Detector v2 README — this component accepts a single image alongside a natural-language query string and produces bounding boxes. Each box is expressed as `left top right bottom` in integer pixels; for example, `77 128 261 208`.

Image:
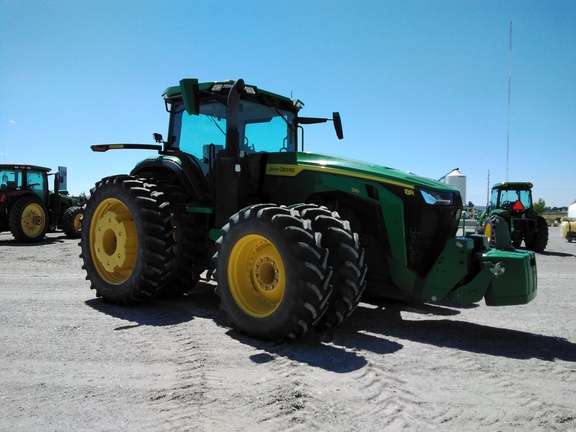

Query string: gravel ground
1 227 575 431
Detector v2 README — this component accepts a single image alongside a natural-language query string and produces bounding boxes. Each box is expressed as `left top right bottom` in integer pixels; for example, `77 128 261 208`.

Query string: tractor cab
490 182 535 216
0 165 50 200
161 79 341 172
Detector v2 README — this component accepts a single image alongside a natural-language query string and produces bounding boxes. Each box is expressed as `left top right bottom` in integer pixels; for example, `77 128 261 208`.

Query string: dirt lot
1 227 575 431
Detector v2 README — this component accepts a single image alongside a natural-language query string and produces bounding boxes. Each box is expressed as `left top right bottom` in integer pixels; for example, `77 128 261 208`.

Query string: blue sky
1 0 575 207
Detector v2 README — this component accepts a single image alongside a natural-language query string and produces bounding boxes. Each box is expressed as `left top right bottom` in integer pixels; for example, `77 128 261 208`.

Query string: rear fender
131 155 212 201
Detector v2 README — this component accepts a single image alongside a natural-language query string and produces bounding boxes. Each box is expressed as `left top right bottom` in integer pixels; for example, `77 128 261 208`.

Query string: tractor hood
266 151 459 194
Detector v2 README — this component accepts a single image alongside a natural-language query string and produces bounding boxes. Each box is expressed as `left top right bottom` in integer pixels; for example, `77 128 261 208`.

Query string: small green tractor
80 78 537 340
0 164 83 242
478 182 548 252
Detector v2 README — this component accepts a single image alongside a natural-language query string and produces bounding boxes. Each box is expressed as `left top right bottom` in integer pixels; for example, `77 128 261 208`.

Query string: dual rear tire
80 175 177 304
213 203 366 340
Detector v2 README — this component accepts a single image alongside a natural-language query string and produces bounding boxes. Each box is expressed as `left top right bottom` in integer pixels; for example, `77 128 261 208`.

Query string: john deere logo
266 165 298 176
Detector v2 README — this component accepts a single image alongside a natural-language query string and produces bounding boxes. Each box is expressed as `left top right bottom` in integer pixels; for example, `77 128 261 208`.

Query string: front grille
404 197 462 275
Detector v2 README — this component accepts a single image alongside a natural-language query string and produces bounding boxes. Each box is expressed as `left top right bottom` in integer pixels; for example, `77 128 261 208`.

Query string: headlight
419 188 454 205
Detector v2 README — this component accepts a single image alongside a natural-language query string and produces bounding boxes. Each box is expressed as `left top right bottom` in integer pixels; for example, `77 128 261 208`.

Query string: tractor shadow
226 323 403 373
536 250 575 258
0 235 69 246
86 282 576 372
85 281 223 330
342 299 576 363
226 297 576 371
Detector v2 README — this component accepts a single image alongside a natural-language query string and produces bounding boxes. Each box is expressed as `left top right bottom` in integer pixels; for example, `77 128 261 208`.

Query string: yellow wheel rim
228 234 286 318
90 198 137 284
21 202 46 238
73 212 83 233
484 223 492 242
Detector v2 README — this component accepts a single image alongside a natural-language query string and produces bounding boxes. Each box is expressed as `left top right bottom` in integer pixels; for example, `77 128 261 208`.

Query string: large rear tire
290 204 367 329
213 204 332 340
525 216 548 252
79 175 176 304
9 195 49 242
154 179 200 297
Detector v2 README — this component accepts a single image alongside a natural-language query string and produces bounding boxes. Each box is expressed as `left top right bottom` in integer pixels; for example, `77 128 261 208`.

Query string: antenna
506 21 512 181
486 169 491 206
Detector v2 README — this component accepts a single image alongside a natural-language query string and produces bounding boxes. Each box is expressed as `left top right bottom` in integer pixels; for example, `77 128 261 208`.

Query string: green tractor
478 182 548 252
0 164 84 242
80 78 537 340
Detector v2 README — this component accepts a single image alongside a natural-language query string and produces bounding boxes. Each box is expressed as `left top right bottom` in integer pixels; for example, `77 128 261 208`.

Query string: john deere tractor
0 164 83 242
478 182 548 252
80 78 537 340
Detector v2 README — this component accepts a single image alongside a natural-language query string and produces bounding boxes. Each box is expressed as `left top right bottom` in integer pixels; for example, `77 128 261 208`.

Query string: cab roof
163 79 304 112
492 182 533 190
0 164 51 172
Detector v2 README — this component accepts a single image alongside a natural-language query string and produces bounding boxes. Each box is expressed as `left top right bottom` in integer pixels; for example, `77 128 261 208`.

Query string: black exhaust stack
214 79 247 226
225 79 245 153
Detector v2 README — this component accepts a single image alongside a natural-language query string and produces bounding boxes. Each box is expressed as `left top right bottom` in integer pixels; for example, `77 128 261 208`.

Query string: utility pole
506 21 512 182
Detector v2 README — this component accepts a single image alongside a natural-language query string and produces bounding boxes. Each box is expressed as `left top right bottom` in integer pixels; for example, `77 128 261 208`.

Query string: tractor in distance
80 78 537 341
478 182 549 252
0 164 83 242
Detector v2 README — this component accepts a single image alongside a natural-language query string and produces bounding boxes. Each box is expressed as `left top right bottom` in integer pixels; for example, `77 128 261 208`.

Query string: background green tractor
478 182 548 252
0 164 83 242
80 78 537 341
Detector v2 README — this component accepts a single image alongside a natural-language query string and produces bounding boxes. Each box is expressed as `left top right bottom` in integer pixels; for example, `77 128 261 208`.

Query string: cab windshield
495 188 532 212
171 100 296 174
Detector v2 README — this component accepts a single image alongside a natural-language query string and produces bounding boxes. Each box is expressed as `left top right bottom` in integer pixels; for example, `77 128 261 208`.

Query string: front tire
214 204 332 340
9 195 48 242
483 214 512 249
62 206 84 238
79 175 176 304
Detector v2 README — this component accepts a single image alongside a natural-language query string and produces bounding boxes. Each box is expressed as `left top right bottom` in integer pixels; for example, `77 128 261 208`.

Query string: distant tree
533 198 546 214
78 192 88 205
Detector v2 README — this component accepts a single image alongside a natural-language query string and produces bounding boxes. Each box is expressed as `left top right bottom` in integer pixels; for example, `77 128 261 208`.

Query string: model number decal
404 188 415 196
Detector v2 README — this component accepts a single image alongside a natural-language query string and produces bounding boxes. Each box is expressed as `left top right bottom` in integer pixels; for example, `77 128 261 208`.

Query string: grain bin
443 169 467 204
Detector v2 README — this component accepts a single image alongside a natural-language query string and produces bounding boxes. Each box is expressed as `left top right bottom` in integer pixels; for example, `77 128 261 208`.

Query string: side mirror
333 112 343 140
